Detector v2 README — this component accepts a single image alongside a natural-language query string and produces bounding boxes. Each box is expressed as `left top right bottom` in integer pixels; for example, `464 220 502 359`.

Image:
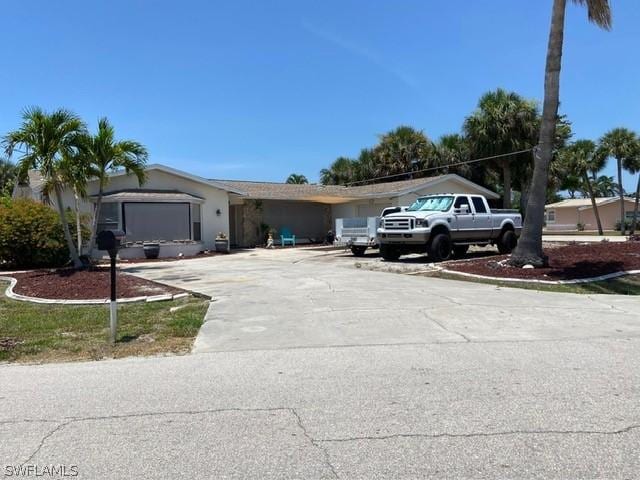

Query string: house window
546 209 556 223
97 202 119 233
192 204 201 242
625 211 636 222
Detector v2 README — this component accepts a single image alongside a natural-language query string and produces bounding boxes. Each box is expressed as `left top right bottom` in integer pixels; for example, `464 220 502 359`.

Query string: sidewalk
542 234 628 243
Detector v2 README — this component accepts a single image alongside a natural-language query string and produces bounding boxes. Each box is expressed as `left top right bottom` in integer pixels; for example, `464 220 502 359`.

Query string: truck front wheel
350 246 367 257
497 230 517 254
429 234 452 262
380 244 401 261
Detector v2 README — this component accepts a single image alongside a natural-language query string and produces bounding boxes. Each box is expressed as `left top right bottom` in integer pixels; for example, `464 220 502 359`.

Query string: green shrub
615 220 632 232
0 199 70 268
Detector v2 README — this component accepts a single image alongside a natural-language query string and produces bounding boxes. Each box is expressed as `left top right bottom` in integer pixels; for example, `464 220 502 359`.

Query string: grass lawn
0 282 210 363
435 272 640 295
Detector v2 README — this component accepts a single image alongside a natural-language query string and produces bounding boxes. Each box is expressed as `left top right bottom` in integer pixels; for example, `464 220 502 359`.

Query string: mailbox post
97 230 125 343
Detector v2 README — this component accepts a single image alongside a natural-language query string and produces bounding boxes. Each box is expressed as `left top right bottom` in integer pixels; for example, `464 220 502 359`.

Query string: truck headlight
415 219 428 228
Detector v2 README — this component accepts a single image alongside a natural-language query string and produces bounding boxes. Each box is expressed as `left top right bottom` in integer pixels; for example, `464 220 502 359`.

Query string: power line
344 148 534 186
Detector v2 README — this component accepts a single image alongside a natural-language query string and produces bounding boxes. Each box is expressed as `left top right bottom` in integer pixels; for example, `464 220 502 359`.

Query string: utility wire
344 148 534 186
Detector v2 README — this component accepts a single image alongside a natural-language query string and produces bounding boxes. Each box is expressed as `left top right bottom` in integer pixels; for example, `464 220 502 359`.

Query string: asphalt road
1 248 639 479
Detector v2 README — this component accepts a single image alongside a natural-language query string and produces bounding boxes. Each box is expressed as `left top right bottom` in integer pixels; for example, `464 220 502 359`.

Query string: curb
0 276 191 305
435 268 640 285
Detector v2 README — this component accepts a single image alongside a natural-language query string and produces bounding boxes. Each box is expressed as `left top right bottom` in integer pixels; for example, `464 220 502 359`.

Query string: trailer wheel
497 230 517 254
452 245 469 258
380 244 401 261
429 234 452 262
350 246 367 257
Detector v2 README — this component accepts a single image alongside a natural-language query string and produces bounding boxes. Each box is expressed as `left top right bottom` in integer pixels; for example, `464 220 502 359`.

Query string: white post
110 301 117 344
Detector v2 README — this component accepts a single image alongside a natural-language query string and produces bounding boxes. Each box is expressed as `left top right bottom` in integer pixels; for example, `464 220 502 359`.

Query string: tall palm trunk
503 161 512 209
583 172 603 235
74 188 82 253
617 158 626 235
87 184 104 258
511 0 566 267
54 185 82 268
631 175 640 235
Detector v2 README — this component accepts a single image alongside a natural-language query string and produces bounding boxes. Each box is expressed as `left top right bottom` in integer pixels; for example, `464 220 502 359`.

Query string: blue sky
1 1 638 189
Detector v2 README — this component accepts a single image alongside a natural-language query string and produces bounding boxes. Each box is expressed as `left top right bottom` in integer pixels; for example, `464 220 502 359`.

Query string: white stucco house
15 163 499 257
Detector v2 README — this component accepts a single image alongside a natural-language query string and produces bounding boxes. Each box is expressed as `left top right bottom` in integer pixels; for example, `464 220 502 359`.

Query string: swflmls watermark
3 465 78 477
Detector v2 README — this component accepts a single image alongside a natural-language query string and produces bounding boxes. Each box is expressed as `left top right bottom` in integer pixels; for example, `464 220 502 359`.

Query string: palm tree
285 174 308 184
558 139 606 234
372 126 435 179
512 0 611 266
592 175 617 196
3 107 87 268
0 157 17 197
598 128 640 235
320 157 357 185
464 89 539 209
85 118 148 257
352 149 377 183
59 151 92 252
623 148 640 234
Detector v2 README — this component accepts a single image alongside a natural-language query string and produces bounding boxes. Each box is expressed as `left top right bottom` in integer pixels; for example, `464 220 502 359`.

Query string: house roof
215 174 499 202
91 189 205 204
214 180 352 202
20 164 499 204
546 197 636 209
104 164 246 195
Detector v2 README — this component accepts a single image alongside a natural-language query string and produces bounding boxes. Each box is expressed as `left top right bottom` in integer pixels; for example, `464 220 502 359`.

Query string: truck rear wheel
452 245 469 258
350 246 367 257
498 230 517 254
380 244 401 261
429 234 452 262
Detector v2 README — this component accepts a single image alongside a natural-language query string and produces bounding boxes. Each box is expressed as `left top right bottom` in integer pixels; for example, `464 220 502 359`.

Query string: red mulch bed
9 268 183 300
444 241 640 281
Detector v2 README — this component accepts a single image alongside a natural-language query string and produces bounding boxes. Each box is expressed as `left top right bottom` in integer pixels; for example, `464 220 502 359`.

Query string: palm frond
572 0 612 30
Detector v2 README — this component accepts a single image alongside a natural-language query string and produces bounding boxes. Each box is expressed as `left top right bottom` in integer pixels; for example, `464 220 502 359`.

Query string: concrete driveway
123 248 639 353
2 248 639 479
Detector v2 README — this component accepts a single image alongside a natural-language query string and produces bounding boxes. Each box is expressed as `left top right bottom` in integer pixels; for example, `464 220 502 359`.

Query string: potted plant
215 232 229 253
143 242 160 259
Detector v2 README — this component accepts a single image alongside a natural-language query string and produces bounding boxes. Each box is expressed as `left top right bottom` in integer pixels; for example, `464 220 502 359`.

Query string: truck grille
383 217 413 230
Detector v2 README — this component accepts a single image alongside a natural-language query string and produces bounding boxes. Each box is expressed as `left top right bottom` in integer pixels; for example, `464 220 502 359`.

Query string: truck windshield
407 196 454 212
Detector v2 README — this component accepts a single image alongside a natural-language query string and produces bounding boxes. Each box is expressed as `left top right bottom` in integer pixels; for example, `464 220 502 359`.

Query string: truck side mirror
454 205 470 214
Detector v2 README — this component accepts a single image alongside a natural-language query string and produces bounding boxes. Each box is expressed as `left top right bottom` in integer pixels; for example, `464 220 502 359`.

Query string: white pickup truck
377 193 522 261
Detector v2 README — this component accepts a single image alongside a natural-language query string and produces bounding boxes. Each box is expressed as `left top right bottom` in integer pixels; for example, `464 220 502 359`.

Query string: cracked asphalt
2 248 640 478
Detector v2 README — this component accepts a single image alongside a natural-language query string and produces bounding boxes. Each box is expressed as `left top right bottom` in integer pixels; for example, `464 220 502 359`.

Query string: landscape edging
435 268 640 285
0 275 189 305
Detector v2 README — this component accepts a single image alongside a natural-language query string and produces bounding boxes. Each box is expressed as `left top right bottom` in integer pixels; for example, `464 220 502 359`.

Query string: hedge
0 198 70 268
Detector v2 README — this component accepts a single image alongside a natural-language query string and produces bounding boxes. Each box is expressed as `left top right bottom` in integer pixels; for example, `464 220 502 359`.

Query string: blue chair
279 228 296 247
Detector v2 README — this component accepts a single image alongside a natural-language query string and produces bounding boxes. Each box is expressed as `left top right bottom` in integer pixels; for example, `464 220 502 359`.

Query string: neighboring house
15 163 499 257
544 197 638 232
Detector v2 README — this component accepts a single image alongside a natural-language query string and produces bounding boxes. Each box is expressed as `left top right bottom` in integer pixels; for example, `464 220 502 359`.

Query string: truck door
451 196 474 240
470 196 492 240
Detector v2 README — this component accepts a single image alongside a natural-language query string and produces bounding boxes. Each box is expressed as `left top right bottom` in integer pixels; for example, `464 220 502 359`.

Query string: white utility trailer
335 206 408 256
